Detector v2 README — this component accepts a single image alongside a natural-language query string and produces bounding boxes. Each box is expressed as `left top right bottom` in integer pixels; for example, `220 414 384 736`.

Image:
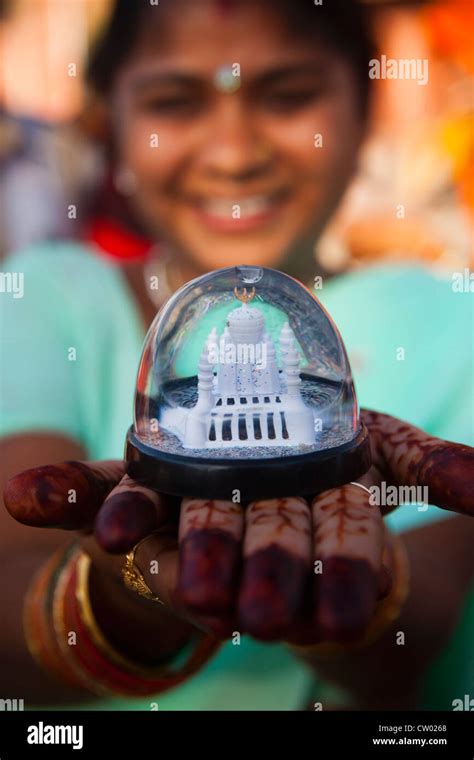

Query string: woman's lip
187 193 289 233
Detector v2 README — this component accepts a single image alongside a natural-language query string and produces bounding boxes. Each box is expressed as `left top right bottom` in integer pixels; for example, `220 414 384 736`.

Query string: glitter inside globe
126 266 370 500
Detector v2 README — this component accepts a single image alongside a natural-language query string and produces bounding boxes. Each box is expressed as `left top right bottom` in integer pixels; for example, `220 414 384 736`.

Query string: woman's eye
263 90 320 113
142 96 201 116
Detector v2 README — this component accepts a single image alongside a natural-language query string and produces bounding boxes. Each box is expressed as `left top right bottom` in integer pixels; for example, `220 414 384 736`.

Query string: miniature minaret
279 322 294 357
281 337 314 444
184 345 214 447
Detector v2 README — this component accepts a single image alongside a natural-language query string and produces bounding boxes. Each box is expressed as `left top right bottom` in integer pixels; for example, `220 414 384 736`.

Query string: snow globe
126 266 371 500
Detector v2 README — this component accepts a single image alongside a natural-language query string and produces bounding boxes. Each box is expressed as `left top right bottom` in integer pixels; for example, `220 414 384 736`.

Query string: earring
113 166 138 196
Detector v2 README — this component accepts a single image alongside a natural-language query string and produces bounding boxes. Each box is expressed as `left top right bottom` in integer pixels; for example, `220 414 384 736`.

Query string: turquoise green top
0 242 472 710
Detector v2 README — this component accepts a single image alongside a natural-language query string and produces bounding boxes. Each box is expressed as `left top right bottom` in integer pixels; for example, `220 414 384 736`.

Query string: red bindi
214 0 238 17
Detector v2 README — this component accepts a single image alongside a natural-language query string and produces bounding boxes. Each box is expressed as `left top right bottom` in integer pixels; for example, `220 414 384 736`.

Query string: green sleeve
319 264 473 534
0 242 144 458
1 244 85 442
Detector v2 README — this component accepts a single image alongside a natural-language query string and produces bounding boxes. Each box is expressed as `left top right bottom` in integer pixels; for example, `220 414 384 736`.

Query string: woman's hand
4 410 473 649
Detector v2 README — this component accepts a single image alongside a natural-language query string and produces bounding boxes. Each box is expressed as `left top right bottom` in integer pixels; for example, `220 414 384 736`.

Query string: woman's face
111 0 366 271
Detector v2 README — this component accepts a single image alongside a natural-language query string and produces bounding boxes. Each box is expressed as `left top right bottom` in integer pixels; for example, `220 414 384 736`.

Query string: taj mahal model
160 287 316 449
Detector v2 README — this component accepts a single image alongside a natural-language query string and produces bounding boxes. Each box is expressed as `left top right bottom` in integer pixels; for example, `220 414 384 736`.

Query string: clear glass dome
132 266 360 460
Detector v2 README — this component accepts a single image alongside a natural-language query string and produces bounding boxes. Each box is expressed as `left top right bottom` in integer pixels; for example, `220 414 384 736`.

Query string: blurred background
0 0 472 269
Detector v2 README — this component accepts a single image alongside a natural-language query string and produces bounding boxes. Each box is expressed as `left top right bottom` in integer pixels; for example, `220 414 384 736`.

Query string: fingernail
94 492 158 554
177 529 240 612
4 462 104 528
419 445 474 516
315 556 378 642
238 545 308 640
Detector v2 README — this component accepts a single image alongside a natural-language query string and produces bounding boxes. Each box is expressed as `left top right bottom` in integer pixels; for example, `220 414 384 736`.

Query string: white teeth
203 196 271 219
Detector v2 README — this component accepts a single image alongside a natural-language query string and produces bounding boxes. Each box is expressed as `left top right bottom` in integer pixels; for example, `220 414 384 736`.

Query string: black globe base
125 425 371 502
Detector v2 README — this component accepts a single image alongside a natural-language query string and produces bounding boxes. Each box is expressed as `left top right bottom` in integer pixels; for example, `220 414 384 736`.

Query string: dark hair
0 0 13 20
87 0 375 112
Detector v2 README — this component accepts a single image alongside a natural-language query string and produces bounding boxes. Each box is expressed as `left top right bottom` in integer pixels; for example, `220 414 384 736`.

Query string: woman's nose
197 101 274 181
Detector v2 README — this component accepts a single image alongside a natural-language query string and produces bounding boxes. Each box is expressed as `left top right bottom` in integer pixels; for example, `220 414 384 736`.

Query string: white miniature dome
227 304 265 343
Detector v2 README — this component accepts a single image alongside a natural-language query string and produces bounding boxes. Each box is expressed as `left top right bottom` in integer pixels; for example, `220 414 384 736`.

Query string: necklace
143 246 183 310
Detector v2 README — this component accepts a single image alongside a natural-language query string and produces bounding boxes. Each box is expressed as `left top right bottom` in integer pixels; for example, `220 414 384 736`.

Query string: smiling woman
85 0 373 272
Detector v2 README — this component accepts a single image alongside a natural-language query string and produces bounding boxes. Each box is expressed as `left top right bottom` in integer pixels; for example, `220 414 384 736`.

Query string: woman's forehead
137 0 286 44
122 0 330 76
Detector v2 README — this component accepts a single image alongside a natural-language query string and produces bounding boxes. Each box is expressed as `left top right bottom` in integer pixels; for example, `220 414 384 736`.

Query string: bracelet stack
23 543 221 698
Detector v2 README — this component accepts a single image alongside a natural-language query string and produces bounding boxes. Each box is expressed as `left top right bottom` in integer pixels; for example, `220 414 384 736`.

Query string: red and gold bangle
24 544 222 698
23 543 86 690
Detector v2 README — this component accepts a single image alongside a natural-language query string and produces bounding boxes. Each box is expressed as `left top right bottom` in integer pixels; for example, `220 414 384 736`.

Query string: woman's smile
185 188 291 234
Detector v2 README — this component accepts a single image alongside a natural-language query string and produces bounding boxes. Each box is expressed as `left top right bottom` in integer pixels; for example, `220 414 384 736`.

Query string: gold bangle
122 535 164 605
289 535 410 659
52 546 111 696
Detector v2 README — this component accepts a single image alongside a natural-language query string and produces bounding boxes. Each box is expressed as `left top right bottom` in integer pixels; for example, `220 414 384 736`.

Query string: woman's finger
83 528 235 639
94 474 170 554
131 531 236 639
312 483 385 642
362 409 474 516
4 460 125 529
176 499 244 613
238 497 312 641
